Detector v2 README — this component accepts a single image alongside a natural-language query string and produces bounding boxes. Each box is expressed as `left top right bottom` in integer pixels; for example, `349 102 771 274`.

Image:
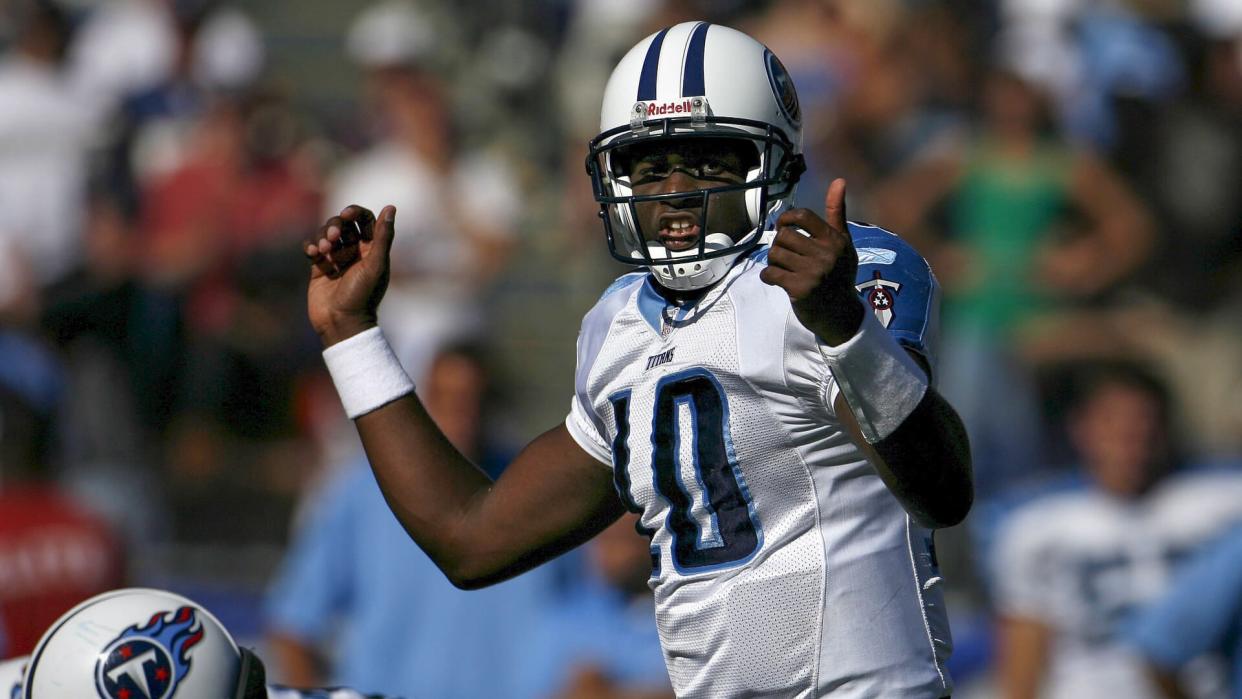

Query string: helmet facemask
587 107 804 291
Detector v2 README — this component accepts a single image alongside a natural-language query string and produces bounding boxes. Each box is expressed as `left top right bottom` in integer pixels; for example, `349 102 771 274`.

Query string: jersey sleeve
563 274 643 467
847 222 941 377
566 395 611 466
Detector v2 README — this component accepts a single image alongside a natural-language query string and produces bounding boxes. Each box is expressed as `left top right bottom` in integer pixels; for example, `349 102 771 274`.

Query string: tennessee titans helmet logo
764 49 801 128
94 607 204 699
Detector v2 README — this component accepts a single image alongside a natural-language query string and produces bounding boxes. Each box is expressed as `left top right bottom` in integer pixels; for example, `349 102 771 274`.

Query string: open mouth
657 214 702 253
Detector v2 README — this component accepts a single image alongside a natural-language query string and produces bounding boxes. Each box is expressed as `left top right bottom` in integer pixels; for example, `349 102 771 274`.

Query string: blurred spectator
264 342 572 698
39 189 177 545
138 91 320 329
1112 28 1242 309
752 0 975 211
874 67 1153 343
991 361 1242 699
323 1 522 383
1124 523 1242 699
68 0 264 183
522 512 673 699
0 353 126 656
69 0 264 107
0 1 1236 694
872 67 1154 496
0 0 98 296
134 89 322 545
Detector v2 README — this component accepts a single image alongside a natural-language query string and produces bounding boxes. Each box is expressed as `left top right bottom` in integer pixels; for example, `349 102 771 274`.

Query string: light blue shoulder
749 222 941 368
598 270 648 303
747 222 929 269
848 221 930 271
579 270 645 346
846 221 940 367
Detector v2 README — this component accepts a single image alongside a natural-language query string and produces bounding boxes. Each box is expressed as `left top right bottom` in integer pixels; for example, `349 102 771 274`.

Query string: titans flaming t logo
95 607 204 699
856 271 902 328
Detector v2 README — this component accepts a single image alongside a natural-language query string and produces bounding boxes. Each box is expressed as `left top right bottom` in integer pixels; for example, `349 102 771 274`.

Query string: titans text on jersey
565 223 950 698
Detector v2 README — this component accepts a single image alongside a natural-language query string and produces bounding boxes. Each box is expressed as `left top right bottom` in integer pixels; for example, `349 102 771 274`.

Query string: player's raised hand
305 204 396 346
759 178 863 345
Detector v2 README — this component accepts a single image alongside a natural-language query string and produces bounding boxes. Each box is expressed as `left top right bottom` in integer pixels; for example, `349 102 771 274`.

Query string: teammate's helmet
0 656 28 699
587 22 805 291
22 588 265 699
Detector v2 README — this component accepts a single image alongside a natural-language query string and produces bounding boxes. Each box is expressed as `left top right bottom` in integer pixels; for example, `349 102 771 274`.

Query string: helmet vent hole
694 264 702 271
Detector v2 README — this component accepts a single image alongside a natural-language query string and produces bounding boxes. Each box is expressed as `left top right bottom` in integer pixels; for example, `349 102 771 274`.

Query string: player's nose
656 171 705 211
658 168 702 195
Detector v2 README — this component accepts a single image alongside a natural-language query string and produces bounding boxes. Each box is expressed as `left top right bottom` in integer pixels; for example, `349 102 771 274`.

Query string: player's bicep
463 424 624 587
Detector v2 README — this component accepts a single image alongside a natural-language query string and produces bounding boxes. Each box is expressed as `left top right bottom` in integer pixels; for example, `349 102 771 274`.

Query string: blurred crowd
0 0 1239 697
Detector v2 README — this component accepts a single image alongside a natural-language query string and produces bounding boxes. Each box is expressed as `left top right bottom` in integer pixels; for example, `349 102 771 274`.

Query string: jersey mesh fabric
567 235 954 697
590 284 823 697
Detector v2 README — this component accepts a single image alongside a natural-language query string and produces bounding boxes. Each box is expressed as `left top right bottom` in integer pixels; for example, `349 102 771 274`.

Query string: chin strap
643 229 760 291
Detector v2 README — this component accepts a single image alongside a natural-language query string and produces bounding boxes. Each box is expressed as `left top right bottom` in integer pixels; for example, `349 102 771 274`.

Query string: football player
17 588 393 699
306 22 972 698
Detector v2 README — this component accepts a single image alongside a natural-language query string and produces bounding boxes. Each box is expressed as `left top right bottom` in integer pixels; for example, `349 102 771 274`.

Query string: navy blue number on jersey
612 369 761 573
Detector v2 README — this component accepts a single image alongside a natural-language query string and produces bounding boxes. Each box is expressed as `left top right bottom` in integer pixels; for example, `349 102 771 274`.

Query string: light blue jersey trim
748 222 941 374
600 271 648 301
636 279 666 335
576 273 648 441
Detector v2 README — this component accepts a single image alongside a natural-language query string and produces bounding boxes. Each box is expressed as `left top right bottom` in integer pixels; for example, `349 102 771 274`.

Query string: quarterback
306 22 972 698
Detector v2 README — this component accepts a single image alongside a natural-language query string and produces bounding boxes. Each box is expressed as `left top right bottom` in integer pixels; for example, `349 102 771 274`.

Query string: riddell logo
643 100 694 116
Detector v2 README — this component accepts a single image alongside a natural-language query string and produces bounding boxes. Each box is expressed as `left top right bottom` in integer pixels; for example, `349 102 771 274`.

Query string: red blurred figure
0 384 125 655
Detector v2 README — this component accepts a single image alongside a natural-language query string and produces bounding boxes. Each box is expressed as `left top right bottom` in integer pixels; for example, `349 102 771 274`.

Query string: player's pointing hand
759 178 864 345
305 204 397 346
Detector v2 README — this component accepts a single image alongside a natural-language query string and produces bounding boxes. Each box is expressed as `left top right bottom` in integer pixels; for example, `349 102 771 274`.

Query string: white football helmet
0 656 28 699
23 588 265 699
587 22 805 291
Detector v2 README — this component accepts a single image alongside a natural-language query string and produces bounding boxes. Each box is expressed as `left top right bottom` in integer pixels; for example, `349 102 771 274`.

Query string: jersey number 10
611 369 762 574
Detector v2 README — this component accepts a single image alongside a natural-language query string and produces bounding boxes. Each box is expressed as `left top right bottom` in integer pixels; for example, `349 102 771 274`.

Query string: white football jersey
565 225 952 698
993 470 1242 699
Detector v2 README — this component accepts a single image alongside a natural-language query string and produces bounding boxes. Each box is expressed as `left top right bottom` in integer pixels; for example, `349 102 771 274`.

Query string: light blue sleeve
847 222 941 374
263 461 366 640
1124 525 1242 668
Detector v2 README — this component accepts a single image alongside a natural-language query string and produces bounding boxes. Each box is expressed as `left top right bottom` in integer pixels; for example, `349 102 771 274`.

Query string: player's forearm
867 388 974 529
353 395 517 586
822 310 973 528
355 400 624 589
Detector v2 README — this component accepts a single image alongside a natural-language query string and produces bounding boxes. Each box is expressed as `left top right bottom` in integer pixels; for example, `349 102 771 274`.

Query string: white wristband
322 327 415 419
819 308 928 443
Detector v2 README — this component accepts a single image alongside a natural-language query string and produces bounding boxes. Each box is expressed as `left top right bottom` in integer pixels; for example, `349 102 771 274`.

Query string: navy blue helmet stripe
681 23 710 96
637 27 670 101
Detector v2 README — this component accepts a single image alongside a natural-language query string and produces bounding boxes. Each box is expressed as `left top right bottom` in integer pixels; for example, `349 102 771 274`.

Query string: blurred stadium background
1 0 1240 697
